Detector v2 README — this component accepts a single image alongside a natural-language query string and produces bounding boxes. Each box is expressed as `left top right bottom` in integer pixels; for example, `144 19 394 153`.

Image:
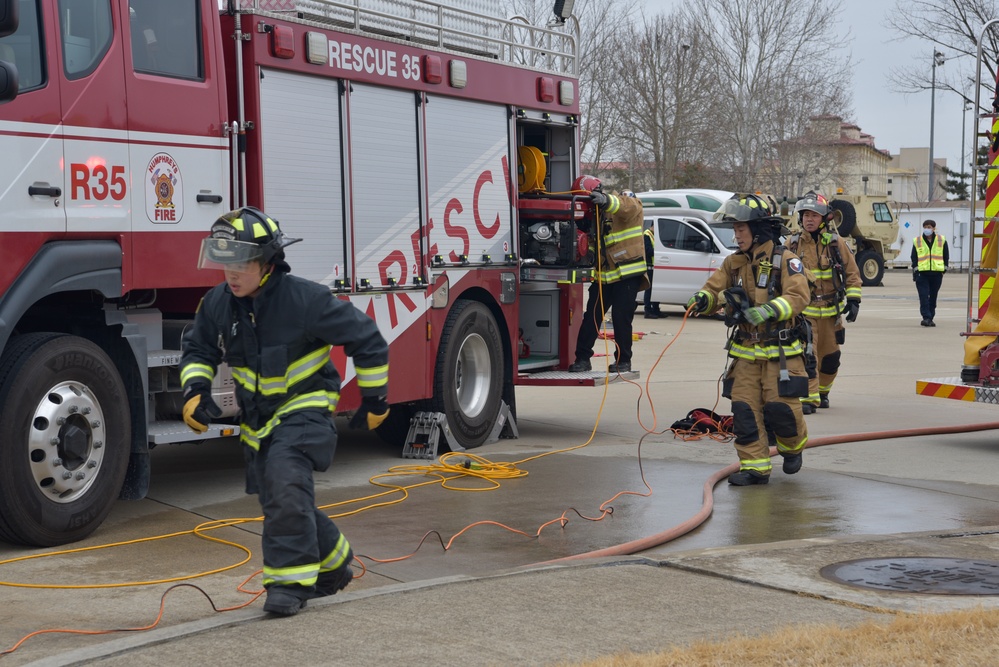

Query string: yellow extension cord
0 188 630 592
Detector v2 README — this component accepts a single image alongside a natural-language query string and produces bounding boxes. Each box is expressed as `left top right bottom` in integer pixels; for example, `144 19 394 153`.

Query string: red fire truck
0 0 602 546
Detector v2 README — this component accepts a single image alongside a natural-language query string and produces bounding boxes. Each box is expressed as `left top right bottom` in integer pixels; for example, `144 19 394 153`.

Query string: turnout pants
804 315 843 404
728 356 809 476
246 409 350 596
575 276 642 364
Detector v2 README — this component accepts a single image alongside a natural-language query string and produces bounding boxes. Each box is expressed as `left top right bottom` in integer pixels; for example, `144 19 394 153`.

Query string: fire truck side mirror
0 0 18 104
0 61 17 105
0 0 17 39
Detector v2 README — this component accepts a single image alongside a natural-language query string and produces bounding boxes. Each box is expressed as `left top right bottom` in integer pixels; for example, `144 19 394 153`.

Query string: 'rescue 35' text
329 40 421 81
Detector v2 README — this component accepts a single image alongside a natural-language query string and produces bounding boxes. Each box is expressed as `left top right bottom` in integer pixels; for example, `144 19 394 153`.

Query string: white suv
639 206 737 307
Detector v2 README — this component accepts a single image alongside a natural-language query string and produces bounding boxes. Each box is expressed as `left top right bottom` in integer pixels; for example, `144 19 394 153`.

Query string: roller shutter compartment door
349 84 422 288
259 67 346 285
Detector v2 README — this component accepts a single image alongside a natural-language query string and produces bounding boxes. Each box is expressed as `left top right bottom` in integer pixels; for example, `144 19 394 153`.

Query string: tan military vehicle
778 193 899 287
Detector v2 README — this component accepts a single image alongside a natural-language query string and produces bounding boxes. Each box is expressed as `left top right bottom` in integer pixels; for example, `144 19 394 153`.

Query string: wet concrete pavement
2 270 999 665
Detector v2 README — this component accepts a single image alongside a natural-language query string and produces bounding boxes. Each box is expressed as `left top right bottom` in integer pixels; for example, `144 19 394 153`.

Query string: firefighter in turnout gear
569 177 650 374
686 194 811 485
180 207 389 617
787 192 862 413
643 225 663 318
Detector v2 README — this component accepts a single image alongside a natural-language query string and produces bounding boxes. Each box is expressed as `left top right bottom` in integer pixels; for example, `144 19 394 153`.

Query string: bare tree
607 12 717 190
885 0 999 106
681 0 854 191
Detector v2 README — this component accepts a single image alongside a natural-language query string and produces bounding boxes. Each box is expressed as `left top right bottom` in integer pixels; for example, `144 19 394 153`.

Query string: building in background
889 147 948 204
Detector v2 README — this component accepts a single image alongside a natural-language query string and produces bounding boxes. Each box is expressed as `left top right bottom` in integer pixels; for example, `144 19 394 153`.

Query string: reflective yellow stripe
770 297 792 321
355 363 389 389
740 458 772 472
181 363 215 386
845 287 861 299
319 534 351 573
231 347 332 396
605 227 643 244
240 390 341 451
811 268 834 279
604 194 620 214
262 562 319 588
804 304 839 318
597 258 646 282
776 434 807 455
729 340 804 361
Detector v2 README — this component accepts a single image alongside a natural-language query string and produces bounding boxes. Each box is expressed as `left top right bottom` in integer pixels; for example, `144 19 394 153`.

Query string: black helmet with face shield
198 207 302 271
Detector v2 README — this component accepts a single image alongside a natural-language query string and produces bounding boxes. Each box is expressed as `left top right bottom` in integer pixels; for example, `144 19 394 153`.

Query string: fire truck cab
0 0 597 546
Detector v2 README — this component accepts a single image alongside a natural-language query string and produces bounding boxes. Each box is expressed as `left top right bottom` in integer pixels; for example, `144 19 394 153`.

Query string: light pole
961 100 972 199
928 50 946 203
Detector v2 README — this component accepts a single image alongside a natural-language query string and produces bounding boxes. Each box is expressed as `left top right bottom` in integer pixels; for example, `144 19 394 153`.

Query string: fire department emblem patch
787 258 803 275
145 152 184 224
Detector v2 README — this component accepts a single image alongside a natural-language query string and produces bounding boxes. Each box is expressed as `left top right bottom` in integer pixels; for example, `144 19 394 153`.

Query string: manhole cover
820 558 999 595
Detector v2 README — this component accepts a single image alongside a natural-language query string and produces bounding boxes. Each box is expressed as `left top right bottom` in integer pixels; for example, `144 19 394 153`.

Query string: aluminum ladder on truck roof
235 0 578 76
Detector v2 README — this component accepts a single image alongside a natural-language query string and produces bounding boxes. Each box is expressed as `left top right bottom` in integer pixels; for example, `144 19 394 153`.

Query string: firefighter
180 207 389 617
568 177 649 373
787 192 862 412
686 194 811 485
911 219 949 327
643 224 663 319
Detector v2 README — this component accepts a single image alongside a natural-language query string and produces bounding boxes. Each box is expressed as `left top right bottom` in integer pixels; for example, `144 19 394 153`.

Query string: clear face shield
197 237 265 273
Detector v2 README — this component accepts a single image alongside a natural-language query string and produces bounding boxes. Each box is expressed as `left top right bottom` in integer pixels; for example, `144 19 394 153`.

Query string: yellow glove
183 386 222 434
349 396 389 430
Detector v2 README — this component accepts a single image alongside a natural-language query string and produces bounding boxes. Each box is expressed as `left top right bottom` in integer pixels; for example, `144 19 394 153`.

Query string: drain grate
820 558 999 595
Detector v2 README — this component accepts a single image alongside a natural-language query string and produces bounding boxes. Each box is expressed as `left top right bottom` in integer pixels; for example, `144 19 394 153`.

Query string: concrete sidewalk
28 528 999 667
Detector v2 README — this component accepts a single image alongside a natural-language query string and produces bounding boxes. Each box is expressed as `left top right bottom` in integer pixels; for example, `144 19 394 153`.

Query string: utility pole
928 50 945 203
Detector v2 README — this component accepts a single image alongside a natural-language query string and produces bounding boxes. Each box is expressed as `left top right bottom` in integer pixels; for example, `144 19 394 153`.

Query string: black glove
686 291 710 314
844 298 860 323
590 191 608 207
183 384 222 434
912 268 919 282
349 395 390 430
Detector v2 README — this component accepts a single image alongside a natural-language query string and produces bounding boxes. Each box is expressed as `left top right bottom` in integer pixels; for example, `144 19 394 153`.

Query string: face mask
923 228 934 236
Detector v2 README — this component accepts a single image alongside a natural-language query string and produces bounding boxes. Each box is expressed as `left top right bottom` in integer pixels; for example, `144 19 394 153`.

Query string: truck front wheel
0 334 131 546
855 249 884 286
429 300 504 449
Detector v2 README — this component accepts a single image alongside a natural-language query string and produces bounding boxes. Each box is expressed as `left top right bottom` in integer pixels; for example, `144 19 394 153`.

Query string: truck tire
0 334 131 546
829 200 857 237
855 249 885 286
428 300 504 450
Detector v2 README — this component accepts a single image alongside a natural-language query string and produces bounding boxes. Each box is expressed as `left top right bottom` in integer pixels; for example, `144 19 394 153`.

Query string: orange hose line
540 421 999 565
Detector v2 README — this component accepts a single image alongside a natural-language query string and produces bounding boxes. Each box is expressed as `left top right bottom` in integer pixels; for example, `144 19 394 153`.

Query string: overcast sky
637 0 973 175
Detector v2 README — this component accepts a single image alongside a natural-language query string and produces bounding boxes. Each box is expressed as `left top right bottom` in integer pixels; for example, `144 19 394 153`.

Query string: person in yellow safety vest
643 226 663 319
686 193 810 485
786 191 862 413
911 219 949 327
180 207 389 617
569 178 649 374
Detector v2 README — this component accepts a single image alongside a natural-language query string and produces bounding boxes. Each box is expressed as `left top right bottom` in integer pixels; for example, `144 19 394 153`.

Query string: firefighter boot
801 403 816 415
312 555 354 599
819 393 830 409
727 470 769 486
782 452 803 475
264 588 308 617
